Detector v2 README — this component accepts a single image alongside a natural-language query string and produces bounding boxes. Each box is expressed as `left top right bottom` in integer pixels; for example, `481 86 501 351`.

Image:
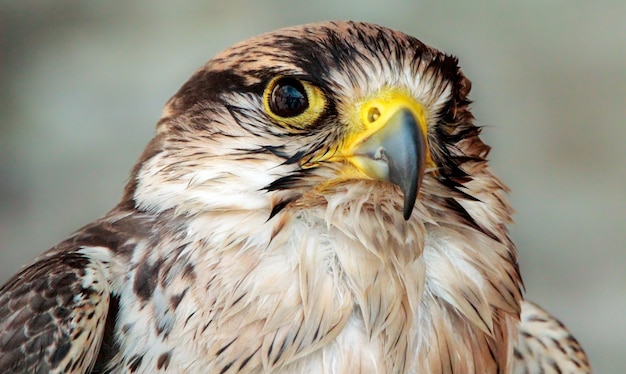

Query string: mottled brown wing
0 251 110 374
514 300 591 374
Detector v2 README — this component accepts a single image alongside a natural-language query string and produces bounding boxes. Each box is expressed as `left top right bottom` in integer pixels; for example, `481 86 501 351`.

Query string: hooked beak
341 90 429 220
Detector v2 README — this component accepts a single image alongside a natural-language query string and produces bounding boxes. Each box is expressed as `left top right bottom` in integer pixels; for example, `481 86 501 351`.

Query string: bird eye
263 76 326 129
269 78 308 117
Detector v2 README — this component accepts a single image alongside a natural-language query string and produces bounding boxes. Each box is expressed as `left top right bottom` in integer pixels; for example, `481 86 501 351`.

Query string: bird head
120 23 521 371
127 21 505 239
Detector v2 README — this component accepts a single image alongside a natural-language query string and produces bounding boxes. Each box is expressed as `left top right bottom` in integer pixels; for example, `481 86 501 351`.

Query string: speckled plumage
0 21 590 373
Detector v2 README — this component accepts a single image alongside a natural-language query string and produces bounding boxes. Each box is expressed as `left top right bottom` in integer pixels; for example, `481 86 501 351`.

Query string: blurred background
0 1 624 371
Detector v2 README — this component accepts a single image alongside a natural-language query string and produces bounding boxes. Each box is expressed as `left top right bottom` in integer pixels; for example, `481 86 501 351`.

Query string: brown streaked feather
514 301 592 373
0 252 109 373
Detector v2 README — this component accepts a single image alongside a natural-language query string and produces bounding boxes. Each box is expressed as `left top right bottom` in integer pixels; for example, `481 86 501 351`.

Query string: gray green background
1 2 624 372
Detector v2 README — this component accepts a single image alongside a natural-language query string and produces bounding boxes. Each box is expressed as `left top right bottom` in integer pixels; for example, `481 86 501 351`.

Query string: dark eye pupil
270 78 308 117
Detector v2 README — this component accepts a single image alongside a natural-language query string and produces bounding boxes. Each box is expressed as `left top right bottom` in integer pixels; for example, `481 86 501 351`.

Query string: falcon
0 21 591 373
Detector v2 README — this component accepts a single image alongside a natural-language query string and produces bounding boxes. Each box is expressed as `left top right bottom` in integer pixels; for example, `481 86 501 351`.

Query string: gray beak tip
352 107 427 221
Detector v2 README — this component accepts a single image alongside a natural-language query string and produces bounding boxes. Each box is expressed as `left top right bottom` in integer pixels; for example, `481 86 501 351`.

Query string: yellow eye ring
263 76 326 129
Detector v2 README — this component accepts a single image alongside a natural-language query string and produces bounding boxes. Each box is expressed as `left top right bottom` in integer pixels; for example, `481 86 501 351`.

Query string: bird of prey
0 21 591 373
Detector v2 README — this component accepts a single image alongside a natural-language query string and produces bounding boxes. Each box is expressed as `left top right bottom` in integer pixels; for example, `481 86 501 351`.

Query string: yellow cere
340 87 432 165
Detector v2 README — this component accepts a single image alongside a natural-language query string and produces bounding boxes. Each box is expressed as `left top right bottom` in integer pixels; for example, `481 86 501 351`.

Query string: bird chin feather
293 177 521 372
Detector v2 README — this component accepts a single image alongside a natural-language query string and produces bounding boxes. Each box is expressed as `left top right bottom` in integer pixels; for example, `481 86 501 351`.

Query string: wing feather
0 251 110 373
514 300 591 373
